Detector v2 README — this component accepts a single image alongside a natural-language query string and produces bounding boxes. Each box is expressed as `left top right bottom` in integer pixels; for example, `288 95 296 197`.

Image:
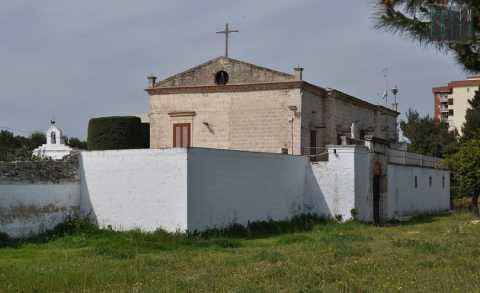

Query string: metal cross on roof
216 23 238 58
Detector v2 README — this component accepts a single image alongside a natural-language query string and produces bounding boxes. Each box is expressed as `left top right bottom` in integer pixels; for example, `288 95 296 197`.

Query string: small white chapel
33 121 73 160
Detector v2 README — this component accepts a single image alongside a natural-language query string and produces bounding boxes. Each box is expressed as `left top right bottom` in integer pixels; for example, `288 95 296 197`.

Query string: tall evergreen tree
400 109 458 157
462 90 480 141
374 0 480 72
448 139 480 215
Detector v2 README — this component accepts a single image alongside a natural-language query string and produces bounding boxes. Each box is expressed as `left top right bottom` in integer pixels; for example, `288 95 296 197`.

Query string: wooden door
173 123 191 148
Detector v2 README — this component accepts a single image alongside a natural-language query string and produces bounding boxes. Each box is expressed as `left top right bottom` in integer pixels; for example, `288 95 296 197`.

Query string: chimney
351 121 359 139
147 74 157 88
294 65 304 81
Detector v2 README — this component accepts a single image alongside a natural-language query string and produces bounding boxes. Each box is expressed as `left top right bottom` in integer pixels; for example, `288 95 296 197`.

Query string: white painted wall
0 183 80 238
80 149 188 232
187 148 307 231
2 147 452 237
386 164 450 219
304 146 370 221
354 148 374 222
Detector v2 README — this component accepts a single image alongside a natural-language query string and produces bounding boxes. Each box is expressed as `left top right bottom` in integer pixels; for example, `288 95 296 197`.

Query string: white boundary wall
0 183 79 238
80 149 188 232
303 146 371 222
386 164 450 218
2 147 452 237
77 148 452 231
187 148 307 231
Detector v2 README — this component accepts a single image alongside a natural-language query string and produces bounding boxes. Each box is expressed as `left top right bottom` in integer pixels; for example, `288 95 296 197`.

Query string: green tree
462 90 480 140
448 139 480 214
374 0 480 72
0 130 21 161
28 132 46 149
400 109 458 157
65 137 87 150
0 130 46 161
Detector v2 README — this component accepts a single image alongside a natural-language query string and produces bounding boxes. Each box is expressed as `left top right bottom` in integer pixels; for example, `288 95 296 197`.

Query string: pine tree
462 90 480 141
374 0 480 72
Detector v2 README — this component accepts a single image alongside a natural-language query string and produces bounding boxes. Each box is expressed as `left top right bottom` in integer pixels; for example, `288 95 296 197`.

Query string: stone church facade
146 57 398 155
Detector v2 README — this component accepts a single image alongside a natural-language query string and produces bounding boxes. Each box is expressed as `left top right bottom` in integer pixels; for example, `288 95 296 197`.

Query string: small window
448 98 454 105
448 109 454 116
414 176 418 188
359 130 366 140
214 71 229 85
429 176 432 188
51 132 56 144
442 176 445 189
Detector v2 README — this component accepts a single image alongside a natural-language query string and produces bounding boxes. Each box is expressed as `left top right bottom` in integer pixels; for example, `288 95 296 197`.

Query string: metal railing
303 147 329 162
388 148 446 169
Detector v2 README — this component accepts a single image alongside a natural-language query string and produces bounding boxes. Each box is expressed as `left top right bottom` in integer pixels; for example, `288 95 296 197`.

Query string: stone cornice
146 81 305 95
168 111 196 117
146 80 397 116
326 89 399 116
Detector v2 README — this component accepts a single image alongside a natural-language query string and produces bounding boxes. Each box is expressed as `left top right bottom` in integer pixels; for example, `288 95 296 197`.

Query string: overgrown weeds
0 214 331 251
1 212 478 292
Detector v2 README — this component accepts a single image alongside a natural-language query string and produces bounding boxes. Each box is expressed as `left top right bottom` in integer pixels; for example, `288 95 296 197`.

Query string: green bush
87 116 149 150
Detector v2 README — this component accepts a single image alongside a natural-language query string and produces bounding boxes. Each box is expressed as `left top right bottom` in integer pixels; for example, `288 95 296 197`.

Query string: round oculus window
215 71 229 85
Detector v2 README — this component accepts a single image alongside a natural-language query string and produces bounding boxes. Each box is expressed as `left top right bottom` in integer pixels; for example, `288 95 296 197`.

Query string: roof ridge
155 56 295 87
155 56 224 86
224 57 295 78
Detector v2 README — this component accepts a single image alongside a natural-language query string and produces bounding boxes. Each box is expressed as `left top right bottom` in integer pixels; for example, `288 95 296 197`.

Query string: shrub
87 116 148 150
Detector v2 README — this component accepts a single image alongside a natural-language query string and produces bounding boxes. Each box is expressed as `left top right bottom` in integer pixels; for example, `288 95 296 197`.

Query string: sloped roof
154 56 296 88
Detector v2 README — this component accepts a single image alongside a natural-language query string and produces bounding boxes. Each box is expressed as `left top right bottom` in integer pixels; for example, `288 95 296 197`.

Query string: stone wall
156 57 296 88
149 88 302 154
0 155 79 184
0 155 80 238
300 89 398 153
328 90 397 142
301 89 328 151
148 57 399 155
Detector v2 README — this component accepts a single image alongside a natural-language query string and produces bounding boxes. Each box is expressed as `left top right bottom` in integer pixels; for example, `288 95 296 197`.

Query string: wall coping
326 145 369 153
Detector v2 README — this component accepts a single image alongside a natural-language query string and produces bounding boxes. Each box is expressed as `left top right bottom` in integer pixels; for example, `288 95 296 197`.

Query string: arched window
51 132 56 144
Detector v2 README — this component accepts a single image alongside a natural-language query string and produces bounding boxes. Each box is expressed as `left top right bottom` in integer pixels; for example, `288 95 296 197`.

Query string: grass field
1 212 480 292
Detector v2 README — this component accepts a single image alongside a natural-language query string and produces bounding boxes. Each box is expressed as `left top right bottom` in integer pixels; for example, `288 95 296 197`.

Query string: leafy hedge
87 116 149 150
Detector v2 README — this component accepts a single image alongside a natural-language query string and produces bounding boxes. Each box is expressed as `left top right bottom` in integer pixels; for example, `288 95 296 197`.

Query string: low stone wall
0 155 80 238
0 156 79 184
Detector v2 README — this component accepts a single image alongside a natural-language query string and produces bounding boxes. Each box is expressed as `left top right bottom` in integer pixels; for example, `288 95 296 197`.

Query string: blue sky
0 0 466 139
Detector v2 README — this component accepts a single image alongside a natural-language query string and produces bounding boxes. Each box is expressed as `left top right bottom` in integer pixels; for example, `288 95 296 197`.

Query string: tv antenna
391 85 400 112
381 67 389 106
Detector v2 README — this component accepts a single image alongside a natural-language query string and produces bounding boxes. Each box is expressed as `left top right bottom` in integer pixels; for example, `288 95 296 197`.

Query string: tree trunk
472 195 479 216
